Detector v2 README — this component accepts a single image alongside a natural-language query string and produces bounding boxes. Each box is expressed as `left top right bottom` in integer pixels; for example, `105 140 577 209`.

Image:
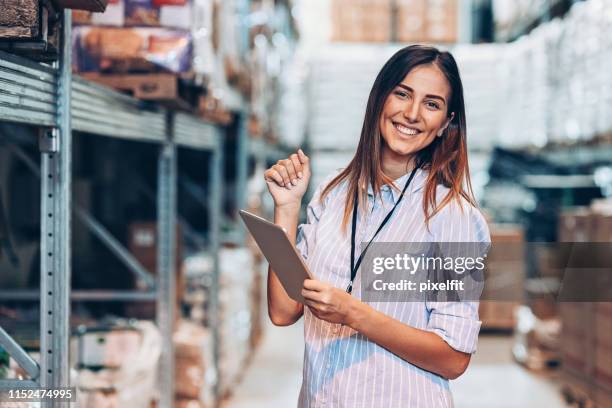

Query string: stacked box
0 0 40 39
331 0 393 42
174 320 214 407
396 0 426 43
479 224 524 330
75 321 162 408
422 0 457 43
72 0 217 76
125 222 184 321
558 201 612 406
594 303 612 392
217 247 255 396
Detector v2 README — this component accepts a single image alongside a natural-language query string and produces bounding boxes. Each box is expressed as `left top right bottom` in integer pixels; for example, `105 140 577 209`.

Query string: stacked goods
512 304 561 371
329 0 459 43
0 0 107 38
420 0 458 43
453 43 508 150
125 222 184 320
217 247 255 397
558 201 612 407
395 0 427 43
75 321 162 408
307 44 399 150
72 0 218 110
0 0 60 61
479 224 524 330
330 0 392 42
0 0 43 39
182 251 215 326
174 320 214 408
1 0 109 61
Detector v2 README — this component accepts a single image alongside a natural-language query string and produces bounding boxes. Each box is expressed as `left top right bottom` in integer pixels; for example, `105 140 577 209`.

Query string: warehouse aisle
224 319 305 408
225 330 567 408
453 335 566 408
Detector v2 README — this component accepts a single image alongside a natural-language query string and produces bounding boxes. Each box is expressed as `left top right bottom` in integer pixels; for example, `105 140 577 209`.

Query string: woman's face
379 64 453 159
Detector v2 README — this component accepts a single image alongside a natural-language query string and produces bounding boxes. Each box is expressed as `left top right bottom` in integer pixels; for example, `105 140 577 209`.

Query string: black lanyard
347 166 419 294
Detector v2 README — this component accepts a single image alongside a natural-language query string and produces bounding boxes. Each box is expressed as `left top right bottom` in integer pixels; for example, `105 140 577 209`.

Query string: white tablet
239 210 312 303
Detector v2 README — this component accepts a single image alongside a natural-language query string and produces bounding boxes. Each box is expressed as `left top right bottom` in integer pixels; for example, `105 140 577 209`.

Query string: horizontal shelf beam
0 290 157 302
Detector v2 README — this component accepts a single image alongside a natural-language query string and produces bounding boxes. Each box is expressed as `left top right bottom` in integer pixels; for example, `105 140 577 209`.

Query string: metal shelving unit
0 10 223 408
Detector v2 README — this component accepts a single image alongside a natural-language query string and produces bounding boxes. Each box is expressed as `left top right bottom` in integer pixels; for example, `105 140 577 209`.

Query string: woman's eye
394 90 408 98
426 101 440 109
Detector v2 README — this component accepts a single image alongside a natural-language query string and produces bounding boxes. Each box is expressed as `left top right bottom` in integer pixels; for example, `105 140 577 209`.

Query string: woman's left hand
302 279 360 325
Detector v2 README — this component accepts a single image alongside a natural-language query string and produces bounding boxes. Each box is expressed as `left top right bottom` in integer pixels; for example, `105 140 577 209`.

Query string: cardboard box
331 0 392 42
560 302 594 376
424 0 458 43
0 0 40 38
591 213 612 242
174 320 210 400
396 0 426 43
558 207 593 242
479 301 517 330
76 327 142 368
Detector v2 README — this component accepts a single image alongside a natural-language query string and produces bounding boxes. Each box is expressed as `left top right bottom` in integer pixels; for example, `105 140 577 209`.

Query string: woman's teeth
394 123 420 136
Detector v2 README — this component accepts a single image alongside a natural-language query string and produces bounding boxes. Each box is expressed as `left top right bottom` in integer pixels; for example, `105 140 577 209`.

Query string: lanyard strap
347 166 419 294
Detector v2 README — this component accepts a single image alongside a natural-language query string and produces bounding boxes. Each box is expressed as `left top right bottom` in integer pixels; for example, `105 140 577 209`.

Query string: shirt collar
366 168 427 204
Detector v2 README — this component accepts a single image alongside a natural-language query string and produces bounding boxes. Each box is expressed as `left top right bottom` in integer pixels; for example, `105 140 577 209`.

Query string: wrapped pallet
217 247 255 397
75 321 162 408
173 320 214 407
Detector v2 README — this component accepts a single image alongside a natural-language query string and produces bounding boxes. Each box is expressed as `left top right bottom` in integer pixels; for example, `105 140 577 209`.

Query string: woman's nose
402 100 420 122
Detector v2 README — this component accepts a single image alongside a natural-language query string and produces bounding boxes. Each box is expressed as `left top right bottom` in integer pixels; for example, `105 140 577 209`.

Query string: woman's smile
392 121 422 136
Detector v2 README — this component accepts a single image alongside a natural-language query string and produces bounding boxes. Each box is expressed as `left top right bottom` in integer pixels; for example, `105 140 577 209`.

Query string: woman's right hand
264 149 311 208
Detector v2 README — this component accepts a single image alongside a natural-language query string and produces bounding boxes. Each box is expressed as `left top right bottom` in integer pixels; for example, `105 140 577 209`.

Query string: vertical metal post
157 113 177 408
209 129 223 405
235 114 249 231
40 10 72 408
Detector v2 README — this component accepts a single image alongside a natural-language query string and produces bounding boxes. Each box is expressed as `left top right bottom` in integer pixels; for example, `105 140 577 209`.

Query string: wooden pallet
561 373 596 408
81 72 203 112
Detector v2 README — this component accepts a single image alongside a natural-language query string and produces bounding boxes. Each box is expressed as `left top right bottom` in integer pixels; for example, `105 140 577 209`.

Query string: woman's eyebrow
397 83 447 105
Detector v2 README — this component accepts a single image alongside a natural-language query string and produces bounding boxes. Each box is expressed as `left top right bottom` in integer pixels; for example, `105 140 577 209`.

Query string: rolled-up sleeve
426 196 491 354
426 301 482 354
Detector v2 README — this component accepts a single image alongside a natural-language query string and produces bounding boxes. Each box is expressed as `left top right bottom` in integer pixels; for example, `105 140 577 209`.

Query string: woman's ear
437 112 455 137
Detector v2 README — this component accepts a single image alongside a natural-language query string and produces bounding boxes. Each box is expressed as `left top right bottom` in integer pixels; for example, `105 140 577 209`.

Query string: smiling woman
263 44 490 408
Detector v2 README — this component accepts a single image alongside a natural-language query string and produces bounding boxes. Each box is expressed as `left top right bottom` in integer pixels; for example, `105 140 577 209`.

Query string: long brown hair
319 44 476 232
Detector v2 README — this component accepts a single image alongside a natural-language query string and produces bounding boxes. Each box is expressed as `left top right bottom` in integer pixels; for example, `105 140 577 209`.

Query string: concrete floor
225 321 567 408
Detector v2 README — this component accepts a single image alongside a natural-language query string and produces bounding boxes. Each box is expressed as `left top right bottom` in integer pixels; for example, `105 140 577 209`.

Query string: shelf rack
0 10 223 408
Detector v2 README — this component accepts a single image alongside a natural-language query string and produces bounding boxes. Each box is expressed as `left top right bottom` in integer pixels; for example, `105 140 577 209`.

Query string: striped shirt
295 168 490 408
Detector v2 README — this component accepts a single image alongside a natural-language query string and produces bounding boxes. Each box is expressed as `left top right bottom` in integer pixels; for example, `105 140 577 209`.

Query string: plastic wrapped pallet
73 26 192 73
217 247 255 396
307 44 400 151
76 321 162 408
174 320 214 407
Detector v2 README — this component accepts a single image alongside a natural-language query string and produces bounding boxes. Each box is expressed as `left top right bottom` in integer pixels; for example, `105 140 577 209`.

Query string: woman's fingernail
298 172 303 178
292 179 297 186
